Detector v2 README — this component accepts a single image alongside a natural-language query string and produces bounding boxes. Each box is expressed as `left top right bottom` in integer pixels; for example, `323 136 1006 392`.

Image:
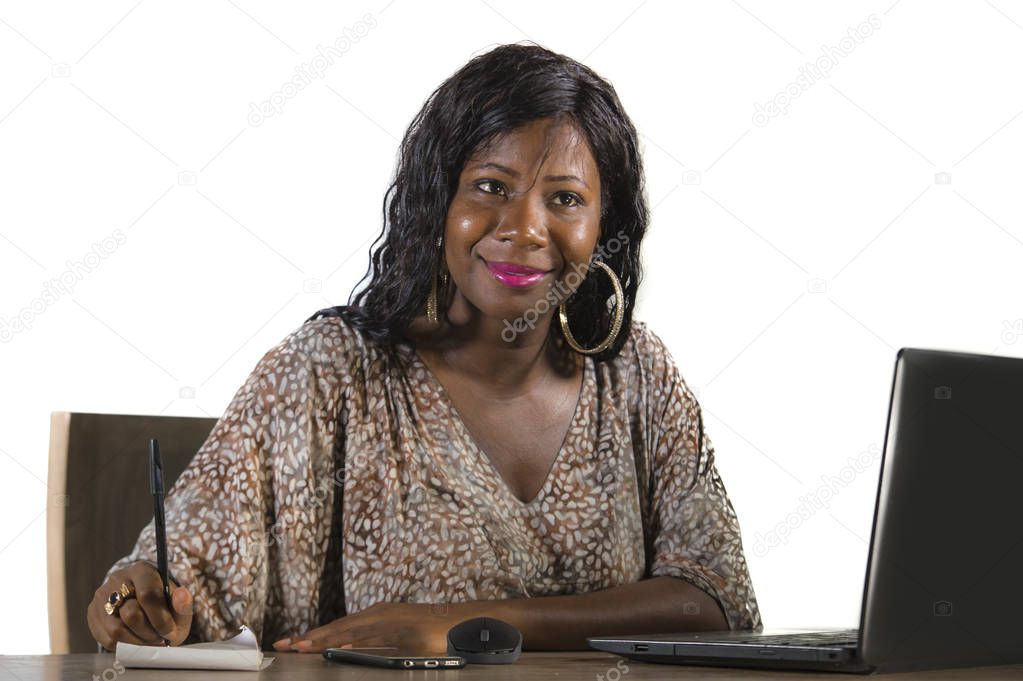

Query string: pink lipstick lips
484 259 550 289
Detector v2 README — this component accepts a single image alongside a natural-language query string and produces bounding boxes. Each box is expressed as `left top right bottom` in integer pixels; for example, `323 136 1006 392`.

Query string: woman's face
443 117 602 329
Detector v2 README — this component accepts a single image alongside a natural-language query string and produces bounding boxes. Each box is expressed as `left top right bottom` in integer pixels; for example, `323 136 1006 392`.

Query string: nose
492 191 548 250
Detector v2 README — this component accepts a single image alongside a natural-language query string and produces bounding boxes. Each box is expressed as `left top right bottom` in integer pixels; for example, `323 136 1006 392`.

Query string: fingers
289 626 344 652
293 621 334 641
285 626 336 653
129 563 193 645
171 586 193 619
87 592 153 651
89 562 194 650
129 565 177 637
291 623 379 653
277 602 389 650
118 598 165 644
101 620 151 649
163 586 195 645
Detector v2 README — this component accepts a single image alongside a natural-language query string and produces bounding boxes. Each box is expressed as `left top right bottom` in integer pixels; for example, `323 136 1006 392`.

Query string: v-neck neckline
407 344 590 507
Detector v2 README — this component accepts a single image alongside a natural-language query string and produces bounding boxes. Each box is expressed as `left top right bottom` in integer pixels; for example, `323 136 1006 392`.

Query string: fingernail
294 640 313 651
272 638 290 650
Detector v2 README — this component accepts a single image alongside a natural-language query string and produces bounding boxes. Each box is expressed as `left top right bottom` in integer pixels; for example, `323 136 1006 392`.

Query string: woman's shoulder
614 318 682 376
607 318 698 411
257 306 390 377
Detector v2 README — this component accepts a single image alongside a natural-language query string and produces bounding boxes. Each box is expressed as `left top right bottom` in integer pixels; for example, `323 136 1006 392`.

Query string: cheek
558 225 600 268
445 200 489 244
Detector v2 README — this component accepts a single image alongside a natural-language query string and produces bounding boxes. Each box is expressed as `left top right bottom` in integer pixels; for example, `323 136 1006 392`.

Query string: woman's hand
87 560 193 650
272 602 465 654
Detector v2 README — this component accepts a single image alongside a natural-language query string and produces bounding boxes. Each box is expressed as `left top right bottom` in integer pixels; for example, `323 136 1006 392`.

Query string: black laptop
589 347 1023 674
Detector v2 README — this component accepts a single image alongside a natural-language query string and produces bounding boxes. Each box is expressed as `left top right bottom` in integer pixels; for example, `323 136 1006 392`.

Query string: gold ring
104 582 136 616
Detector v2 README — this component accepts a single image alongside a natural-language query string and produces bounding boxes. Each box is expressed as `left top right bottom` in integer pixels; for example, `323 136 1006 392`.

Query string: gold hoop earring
426 237 447 324
558 260 624 355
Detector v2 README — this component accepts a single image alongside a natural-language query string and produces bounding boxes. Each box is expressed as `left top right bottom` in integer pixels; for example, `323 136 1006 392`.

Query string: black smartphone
323 647 466 669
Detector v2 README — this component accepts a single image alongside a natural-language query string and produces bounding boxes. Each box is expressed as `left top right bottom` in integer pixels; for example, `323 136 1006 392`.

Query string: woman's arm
97 317 351 647
280 576 727 653
458 576 728 651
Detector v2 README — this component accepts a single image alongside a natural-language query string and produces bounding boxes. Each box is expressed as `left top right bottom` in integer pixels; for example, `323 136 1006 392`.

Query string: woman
88 42 762 653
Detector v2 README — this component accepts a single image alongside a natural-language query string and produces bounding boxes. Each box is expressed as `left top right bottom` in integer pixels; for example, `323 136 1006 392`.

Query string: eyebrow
469 162 591 190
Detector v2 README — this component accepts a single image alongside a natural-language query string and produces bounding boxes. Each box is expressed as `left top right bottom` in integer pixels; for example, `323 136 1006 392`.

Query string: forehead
466 118 597 176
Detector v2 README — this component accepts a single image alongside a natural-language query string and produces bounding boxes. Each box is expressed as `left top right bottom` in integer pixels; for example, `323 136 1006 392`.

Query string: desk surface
3 652 1023 680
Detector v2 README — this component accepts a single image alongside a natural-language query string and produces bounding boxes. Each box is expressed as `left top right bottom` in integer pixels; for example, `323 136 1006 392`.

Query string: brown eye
475 179 505 196
556 192 582 208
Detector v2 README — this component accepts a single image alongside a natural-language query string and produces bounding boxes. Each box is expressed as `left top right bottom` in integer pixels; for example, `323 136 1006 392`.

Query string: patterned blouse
106 310 763 646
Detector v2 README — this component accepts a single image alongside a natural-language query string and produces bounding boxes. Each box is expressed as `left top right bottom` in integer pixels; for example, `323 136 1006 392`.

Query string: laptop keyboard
726 629 859 647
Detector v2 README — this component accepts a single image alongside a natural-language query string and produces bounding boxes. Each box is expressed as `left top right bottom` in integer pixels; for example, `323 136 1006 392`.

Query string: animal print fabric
105 311 762 646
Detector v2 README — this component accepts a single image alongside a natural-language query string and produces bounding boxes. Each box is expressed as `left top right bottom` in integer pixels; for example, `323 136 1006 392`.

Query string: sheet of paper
115 625 275 671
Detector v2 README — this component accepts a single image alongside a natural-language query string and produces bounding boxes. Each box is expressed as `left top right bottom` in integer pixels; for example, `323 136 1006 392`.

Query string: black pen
149 438 173 645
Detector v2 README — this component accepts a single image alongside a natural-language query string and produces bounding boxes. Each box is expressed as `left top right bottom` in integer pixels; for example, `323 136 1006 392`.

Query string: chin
460 292 539 327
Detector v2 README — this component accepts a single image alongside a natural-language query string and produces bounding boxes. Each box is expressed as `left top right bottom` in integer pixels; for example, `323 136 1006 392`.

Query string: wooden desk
3 652 1023 680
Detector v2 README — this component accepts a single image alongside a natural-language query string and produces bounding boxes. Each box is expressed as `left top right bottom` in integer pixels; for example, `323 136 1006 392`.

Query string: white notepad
115 625 275 671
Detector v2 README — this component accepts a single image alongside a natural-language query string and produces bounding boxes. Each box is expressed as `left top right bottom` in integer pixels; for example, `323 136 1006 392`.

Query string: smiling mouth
482 258 551 289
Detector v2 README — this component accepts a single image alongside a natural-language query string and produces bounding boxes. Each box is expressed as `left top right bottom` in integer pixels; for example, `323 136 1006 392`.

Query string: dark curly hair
307 41 648 362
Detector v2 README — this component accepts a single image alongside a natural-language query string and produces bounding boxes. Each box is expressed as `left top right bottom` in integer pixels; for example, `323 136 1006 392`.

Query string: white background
2 0 1022 655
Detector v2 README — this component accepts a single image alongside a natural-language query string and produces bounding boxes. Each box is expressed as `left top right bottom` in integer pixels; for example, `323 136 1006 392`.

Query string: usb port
424 660 439 668
633 644 649 652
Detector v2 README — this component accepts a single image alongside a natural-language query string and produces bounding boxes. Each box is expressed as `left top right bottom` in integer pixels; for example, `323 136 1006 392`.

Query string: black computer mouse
446 616 522 664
